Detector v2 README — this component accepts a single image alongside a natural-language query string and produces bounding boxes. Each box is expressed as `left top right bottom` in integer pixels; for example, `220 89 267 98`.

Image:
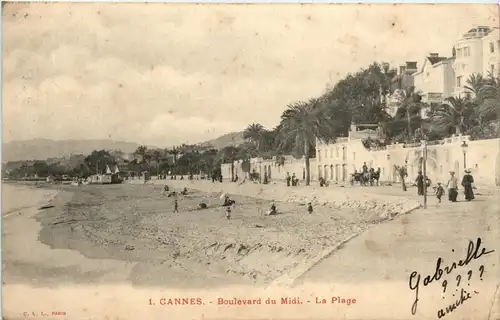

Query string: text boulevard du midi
148 297 357 306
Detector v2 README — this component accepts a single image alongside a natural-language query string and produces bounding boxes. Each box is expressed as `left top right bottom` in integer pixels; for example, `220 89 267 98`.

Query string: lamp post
461 141 468 169
421 139 428 209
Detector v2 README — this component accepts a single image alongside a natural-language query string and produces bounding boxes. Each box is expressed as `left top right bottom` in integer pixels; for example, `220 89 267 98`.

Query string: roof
427 56 447 65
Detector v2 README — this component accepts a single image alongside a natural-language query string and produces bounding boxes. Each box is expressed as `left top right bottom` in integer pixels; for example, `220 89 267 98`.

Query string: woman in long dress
461 169 475 201
447 171 459 202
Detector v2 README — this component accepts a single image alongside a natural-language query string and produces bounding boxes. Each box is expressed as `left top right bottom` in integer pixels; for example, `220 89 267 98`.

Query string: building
413 53 455 105
481 27 500 78
387 62 418 117
453 26 499 97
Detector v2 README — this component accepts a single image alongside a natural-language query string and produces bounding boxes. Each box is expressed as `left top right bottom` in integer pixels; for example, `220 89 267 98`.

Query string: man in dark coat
462 169 475 201
415 171 424 196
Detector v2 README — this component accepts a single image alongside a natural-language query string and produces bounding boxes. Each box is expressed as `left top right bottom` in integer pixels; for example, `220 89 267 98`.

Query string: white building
413 53 455 105
481 27 500 78
453 26 499 97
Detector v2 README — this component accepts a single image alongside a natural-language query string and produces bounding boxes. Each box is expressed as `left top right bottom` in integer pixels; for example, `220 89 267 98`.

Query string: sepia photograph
2 2 500 320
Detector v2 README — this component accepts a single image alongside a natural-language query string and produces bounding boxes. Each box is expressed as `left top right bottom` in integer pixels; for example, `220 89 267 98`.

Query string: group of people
285 172 300 187
413 170 475 203
350 162 381 187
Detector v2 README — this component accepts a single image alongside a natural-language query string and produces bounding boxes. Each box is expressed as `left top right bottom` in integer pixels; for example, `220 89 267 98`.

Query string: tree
168 146 181 176
429 96 474 136
464 73 485 97
392 86 424 142
277 99 337 186
218 146 240 181
476 74 500 123
319 62 397 137
134 145 148 171
84 150 115 174
243 123 266 152
150 149 163 176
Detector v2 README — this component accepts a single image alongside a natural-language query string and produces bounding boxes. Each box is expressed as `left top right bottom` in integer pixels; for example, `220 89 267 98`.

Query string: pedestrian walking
225 206 231 219
462 169 475 201
307 202 313 214
173 199 179 213
447 171 459 202
435 182 445 203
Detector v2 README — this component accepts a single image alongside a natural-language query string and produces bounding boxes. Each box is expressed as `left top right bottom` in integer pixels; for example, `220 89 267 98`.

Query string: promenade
148 177 500 320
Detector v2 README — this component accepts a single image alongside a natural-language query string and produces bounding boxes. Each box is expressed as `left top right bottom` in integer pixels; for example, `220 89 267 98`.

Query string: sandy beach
3 181 499 320
3 181 405 288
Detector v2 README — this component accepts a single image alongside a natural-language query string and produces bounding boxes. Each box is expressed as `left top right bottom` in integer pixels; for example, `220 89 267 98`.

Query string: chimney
406 61 417 72
429 53 439 58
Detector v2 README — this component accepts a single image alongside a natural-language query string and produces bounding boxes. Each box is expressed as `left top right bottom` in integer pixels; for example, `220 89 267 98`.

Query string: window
490 42 495 53
457 76 462 87
464 47 470 56
491 64 495 72
353 152 356 161
457 48 462 57
336 148 339 158
318 150 321 161
330 149 333 158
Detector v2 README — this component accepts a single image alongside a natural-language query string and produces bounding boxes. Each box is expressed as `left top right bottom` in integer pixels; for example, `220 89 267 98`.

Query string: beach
3 181 409 288
2 181 499 320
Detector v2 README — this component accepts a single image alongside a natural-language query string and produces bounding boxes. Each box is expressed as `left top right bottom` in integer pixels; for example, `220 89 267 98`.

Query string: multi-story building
413 53 455 105
453 26 498 97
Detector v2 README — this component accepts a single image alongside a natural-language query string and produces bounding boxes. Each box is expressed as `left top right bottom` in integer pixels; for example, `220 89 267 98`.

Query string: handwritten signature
408 237 494 315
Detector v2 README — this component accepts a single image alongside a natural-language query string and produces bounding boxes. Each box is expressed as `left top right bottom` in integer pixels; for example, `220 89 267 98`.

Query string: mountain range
2 139 146 162
3 133 246 162
198 131 245 149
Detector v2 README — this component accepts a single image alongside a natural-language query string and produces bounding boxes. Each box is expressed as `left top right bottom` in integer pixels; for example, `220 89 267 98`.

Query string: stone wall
221 136 500 186
316 135 500 186
221 156 317 182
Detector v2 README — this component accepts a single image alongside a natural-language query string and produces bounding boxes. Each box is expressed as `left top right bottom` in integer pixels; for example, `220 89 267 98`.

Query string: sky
2 3 497 147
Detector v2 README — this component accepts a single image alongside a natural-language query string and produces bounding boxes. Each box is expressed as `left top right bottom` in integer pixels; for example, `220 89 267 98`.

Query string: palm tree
243 123 266 152
432 96 473 136
151 149 163 177
219 146 239 181
134 145 148 171
477 74 500 121
168 146 180 177
464 73 485 97
277 99 337 186
394 86 424 142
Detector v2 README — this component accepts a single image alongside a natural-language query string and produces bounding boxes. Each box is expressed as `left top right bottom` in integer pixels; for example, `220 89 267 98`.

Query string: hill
198 132 245 149
2 139 152 162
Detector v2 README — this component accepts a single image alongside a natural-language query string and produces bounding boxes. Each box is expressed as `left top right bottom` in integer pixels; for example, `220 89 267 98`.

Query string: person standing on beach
225 206 231 219
286 172 291 187
307 202 313 214
447 171 459 202
173 199 179 213
461 169 475 201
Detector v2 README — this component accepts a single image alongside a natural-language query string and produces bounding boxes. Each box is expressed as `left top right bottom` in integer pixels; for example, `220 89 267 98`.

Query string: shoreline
4 182 413 289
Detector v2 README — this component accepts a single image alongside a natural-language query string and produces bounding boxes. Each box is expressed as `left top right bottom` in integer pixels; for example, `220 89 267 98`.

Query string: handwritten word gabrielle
408 237 494 315
315 297 357 305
